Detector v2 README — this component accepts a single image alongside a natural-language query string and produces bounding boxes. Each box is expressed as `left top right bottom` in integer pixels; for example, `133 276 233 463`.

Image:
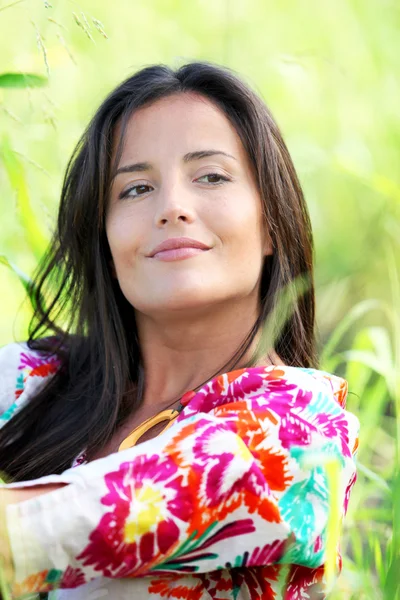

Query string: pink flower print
72 451 87 467
177 367 290 421
19 351 61 378
241 539 289 567
225 367 270 401
77 454 193 578
314 412 351 458
278 412 317 450
177 370 251 417
344 471 357 515
262 384 314 416
313 535 323 554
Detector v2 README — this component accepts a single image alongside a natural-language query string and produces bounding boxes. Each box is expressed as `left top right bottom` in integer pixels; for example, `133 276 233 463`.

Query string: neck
135 297 281 410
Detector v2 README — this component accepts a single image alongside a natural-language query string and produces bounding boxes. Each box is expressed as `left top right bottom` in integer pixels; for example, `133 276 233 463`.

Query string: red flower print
149 565 281 599
206 564 280 599
254 446 293 492
320 373 348 408
77 454 193 578
166 419 283 534
335 378 348 408
19 351 61 378
60 565 87 588
148 573 205 599
216 401 293 493
229 566 279 599
283 564 326 599
344 471 357 514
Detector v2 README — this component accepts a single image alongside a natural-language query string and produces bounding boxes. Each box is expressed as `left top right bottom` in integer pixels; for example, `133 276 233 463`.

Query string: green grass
322 283 399 598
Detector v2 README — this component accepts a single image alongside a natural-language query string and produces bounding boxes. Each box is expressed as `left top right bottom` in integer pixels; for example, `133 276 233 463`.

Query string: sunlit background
0 0 399 597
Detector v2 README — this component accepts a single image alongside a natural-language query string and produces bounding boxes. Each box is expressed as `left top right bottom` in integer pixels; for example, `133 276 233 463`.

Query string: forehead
114 92 246 160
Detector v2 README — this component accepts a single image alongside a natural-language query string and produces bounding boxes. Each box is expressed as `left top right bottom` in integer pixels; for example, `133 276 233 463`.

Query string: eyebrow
114 150 237 177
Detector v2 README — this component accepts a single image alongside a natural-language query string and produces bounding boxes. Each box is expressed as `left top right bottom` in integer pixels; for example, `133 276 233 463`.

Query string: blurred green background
0 0 399 598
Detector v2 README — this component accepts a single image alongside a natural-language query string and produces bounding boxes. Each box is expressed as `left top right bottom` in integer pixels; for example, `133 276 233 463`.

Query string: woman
0 62 359 599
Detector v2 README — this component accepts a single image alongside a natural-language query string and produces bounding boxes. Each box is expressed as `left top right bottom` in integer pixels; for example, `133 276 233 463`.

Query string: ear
264 242 273 257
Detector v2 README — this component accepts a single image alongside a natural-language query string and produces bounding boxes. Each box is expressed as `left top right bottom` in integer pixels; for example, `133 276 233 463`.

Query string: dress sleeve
3 366 359 597
0 342 27 424
0 340 61 428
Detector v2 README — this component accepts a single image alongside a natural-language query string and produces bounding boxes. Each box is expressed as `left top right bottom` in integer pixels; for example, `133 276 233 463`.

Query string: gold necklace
117 390 196 452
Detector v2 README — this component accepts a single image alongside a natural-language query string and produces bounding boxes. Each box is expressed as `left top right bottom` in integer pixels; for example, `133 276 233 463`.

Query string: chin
136 289 221 315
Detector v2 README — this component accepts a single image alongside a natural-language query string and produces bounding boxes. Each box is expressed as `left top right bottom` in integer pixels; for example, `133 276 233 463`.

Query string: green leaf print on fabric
279 442 346 568
278 467 327 567
0 402 18 422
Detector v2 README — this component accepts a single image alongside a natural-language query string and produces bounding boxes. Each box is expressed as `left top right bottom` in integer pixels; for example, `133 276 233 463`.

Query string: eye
196 173 231 185
119 183 154 200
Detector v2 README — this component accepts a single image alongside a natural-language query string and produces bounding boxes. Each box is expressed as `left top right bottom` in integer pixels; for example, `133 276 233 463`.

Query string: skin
107 92 276 413
0 91 282 580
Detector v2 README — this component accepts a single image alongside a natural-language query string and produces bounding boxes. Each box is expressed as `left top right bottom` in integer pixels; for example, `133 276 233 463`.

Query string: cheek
215 193 264 255
106 211 143 269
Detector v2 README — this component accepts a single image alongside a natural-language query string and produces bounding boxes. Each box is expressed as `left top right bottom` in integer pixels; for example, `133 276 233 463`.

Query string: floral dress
0 342 360 600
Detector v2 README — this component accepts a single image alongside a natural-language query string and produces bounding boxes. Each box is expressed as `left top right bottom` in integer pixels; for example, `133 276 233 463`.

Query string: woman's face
106 92 272 318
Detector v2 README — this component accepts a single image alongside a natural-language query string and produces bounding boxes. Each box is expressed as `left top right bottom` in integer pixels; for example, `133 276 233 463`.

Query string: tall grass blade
0 136 49 260
0 255 39 313
0 73 47 88
0 0 26 13
320 299 382 366
253 274 310 363
383 244 400 598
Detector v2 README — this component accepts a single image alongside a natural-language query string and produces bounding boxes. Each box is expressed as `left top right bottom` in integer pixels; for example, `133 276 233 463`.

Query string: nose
154 184 196 227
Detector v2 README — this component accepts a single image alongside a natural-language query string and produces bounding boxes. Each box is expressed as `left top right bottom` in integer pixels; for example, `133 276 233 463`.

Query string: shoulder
0 339 62 426
179 364 353 423
293 366 349 408
257 364 351 416
254 353 348 408
178 364 359 462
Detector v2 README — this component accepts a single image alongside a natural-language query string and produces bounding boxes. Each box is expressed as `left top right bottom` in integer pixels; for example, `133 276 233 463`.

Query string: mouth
147 236 212 261
150 247 211 262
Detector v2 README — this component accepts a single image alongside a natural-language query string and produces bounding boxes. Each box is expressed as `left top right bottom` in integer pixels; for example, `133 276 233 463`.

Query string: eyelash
119 173 231 200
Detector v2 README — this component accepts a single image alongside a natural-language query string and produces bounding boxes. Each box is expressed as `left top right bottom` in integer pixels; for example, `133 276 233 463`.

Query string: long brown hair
0 61 316 482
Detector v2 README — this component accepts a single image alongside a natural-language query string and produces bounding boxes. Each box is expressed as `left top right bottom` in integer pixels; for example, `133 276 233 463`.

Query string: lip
148 237 211 258
151 247 209 261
